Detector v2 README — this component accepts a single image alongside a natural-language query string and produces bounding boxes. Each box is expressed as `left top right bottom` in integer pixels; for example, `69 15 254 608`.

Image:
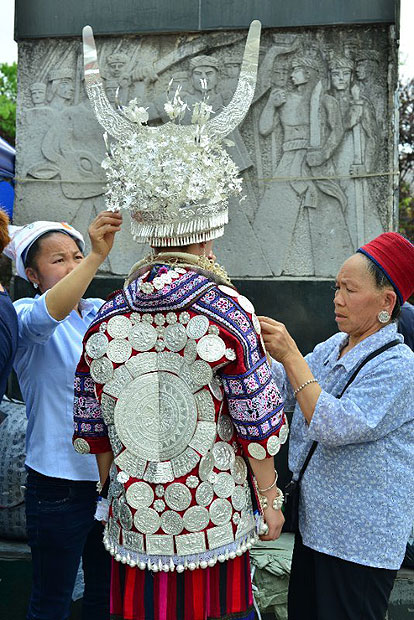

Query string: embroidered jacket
73 262 287 572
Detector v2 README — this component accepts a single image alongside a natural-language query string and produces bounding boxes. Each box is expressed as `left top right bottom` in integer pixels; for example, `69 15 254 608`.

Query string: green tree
399 78 414 243
0 62 17 145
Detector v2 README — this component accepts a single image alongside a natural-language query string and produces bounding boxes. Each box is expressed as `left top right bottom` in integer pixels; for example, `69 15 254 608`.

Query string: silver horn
82 25 136 140
206 20 261 138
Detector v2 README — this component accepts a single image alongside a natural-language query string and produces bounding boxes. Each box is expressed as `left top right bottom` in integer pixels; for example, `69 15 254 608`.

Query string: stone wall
14 24 398 279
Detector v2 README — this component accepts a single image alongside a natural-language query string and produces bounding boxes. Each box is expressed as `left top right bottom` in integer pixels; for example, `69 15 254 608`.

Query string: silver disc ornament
186 315 209 340
114 372 198 461
196 481 214 507
107 339 132 364
190 360 213 387
237 295 255 314
126 481 154 509
197 335 226 363
213 442 235 471
90 357 113 384
218 285 238 298
213 472 235 498
161 510 184 535
217 415 234 441
232 486 247 512
199 453 215 481
209 498 232 525
164 483 192 511
230 456 248 485
164 323 187 352
85 332 108 359
183 506 210 532
128 322 157 352
133 507 160 535
107 315 132 339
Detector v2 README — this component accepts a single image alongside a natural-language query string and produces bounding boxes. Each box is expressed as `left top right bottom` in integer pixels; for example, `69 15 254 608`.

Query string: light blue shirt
271 323 414 569
14 292 103 481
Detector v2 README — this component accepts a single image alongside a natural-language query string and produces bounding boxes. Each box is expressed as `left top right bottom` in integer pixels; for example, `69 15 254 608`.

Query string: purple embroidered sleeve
73 370 108 438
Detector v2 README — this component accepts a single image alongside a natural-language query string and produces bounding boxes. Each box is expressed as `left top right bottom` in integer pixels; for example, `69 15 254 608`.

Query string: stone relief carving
15 27 395 278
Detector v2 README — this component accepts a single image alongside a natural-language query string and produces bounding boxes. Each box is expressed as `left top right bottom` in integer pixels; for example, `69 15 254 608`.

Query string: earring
32 282 38 289
378 310 391 324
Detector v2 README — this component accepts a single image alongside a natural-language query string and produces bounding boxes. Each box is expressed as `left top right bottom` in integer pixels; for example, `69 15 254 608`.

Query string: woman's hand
260 487 285 541
259 316 300 364
89 211 122 261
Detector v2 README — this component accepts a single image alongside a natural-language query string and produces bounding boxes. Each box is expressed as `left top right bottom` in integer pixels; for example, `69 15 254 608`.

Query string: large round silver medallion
183 506 210 532
85 332 108 359
213 472 235 498
164 323 187 352
209 498 232 525
119 503 133 530
237 295 255 314
196 335 226 363
190 360 213 387
107 315 132 339
217 415 234 442
161 510 183 535
195 481 214 507
107 339 132 364
114 373 198 461
232 486 247 512
164 483 192 511
230 456 248 485
128 322 157 352
186 315 209 340
90 357 113 384
126 481 154 509
213 442 235 471
133 507 160 534
199 453 214 481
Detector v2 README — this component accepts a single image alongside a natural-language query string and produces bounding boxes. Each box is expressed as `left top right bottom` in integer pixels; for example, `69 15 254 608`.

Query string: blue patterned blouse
271 323 414 569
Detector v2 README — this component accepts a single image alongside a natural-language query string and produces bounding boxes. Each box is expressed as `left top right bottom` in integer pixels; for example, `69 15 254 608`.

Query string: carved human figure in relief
29 82 47 108
327 54 382 247
254 55 353 278
47 69 74 109
21 82 56 178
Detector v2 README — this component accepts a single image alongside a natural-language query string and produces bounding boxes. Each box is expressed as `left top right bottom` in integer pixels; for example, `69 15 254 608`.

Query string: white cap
3 221 85 280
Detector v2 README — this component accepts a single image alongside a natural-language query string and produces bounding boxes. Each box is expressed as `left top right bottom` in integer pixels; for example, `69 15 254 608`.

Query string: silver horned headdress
82 22 261 246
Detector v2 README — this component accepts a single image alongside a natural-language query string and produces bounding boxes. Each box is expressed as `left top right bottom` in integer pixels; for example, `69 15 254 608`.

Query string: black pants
25 468 111 620
288 533 397 620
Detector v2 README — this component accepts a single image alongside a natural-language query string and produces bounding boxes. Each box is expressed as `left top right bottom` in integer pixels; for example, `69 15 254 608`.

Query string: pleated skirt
110 553 254 620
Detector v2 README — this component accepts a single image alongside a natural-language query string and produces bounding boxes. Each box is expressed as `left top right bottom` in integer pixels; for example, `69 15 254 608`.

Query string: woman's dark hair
24 231 83 270
365 257 401 320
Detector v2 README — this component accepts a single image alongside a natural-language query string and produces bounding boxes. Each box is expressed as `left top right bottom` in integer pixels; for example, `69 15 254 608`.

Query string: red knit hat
357 232 414 304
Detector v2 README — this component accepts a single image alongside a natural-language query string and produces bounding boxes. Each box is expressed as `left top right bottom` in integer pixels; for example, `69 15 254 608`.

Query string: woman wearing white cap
4 210 121 620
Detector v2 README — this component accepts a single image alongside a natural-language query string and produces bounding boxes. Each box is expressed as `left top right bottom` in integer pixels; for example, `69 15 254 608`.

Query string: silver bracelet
293 378 318 397
258 470 278 493
259 487 284 512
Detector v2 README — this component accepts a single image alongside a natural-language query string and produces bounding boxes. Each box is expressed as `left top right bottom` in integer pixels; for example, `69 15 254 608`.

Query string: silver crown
82 21 261 246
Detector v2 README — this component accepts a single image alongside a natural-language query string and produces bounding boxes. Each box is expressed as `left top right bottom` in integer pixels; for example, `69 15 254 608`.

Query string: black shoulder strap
296 338 400 483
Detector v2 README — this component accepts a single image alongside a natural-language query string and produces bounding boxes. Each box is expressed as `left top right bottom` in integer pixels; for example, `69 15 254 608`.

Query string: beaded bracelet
293 378 318 397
